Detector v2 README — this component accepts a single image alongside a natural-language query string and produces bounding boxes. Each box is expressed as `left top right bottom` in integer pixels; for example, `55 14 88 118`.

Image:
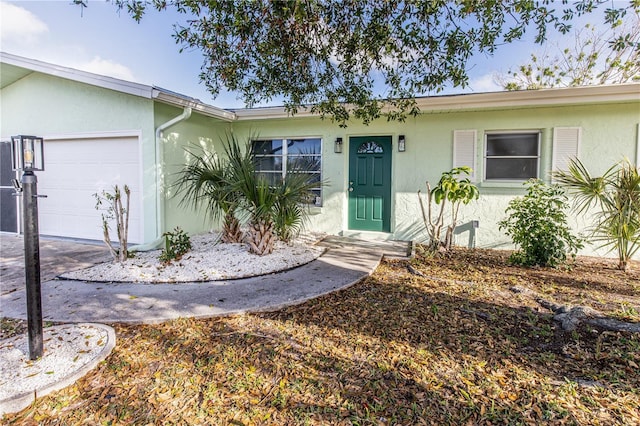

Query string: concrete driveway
0 234 110 296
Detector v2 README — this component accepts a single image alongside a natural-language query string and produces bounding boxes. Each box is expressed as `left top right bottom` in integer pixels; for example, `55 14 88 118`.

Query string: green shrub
160 227 192 264
499 179 583 267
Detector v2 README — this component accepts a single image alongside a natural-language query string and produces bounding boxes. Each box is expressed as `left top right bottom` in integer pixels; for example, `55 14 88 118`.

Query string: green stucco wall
0 72 159 242
154 103 231 236
224 100 640 258
3 69 638 259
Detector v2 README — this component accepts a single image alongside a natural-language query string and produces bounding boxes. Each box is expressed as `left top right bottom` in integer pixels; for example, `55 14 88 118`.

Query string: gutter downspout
131 107 192 251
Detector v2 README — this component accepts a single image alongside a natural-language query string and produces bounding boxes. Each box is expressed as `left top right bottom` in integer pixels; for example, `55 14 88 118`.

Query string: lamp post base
22 171 43 360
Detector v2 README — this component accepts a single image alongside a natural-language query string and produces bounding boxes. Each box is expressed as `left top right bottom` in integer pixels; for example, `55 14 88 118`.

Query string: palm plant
175 135 319 255
224 139 279 254
173 146 243 243
553 158 640 271
273 165 319 243
226 138 319 254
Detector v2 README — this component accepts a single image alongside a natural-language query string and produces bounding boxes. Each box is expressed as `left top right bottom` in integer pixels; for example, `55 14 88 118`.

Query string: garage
36 134 142 243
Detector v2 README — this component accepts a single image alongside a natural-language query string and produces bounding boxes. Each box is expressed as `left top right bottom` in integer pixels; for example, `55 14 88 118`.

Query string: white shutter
453 130 477 181
636 123 639 168
552 127 581 178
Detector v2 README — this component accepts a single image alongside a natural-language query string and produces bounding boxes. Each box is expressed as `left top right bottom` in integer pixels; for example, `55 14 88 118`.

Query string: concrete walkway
1 234 409 416
1 235 410 324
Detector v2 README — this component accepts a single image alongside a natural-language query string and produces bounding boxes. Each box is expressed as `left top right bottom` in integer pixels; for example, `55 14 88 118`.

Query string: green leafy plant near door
418 167 479 253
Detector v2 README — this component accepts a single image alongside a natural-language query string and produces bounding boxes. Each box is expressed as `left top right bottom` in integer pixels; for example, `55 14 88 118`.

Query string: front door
348 136 392 232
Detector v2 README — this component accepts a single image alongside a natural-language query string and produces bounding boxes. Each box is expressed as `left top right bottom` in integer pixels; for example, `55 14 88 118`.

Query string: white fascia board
1 52 236 121
233 105 316 121
42 130 143 141
152 89 236 121
412 84 640 112
233 84 640 120
1 52 153 98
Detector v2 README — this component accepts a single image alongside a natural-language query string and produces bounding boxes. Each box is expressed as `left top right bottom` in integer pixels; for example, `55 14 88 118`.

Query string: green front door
348 136 392 232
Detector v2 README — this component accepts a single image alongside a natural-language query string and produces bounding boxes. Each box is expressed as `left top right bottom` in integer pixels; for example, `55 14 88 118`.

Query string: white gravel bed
0 324 115 414
60 232 326 283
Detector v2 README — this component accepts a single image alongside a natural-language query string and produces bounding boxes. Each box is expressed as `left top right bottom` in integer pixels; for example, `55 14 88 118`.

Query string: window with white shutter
453 130 477 181
552 127 581 178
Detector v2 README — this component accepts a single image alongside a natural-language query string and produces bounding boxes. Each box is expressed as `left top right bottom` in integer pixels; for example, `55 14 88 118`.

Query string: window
484 132 540 181
252 137 322 205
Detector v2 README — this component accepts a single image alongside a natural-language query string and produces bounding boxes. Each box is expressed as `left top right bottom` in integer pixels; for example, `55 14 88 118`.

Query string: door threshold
340 230 394 241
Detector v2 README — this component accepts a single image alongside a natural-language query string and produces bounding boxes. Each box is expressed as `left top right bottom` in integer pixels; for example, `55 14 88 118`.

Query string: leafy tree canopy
88 1 639 126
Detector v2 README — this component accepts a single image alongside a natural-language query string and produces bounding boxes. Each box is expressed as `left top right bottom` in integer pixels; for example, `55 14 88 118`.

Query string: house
1 52 639 257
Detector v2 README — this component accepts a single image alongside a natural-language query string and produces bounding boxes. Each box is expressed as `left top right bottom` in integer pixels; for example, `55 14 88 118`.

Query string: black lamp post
11 135 45 360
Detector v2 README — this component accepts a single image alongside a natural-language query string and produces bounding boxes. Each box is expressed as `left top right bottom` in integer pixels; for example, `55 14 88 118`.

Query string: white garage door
37 135 142 243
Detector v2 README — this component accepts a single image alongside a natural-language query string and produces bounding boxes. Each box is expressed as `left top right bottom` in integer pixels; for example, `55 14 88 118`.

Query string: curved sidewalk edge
0 238 410 324
0 323 116 416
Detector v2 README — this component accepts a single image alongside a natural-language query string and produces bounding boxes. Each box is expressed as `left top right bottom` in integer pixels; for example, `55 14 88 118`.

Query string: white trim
234 84 640 120
2 52 152 98
153 90 235 121
636 123 640 168
483 130 541 182
452 130 477 181
1 52 235 122
42 130 143 141
552 127 581 180
3 52 638 122
413 84 640 112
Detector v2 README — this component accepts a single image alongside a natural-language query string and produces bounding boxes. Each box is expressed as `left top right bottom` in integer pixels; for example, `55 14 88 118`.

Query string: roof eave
1 52 237 121
1 52 154 98
234 83 640 120
412 84 640 112
152 89 236 122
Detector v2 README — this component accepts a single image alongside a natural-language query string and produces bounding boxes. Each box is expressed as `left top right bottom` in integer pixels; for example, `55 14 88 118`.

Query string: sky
0 0 623 109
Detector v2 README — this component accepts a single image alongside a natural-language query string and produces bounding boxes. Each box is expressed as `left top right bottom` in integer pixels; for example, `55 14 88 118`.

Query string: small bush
418 166 480 252
94 184 130 263
160 227 192 264
499 179 583 267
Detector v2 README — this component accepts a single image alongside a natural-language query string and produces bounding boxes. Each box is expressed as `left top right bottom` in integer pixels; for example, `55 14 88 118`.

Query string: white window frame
252 137 323 206
483 130 541 182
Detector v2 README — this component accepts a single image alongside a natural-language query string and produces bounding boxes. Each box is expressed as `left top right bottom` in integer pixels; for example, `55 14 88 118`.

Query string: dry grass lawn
2 247 640 425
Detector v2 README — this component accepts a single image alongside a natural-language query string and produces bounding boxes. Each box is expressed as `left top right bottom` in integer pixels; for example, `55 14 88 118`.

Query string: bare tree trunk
222 211 243 243
97 184 131 263
418 182 447 252
247 219 276 255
